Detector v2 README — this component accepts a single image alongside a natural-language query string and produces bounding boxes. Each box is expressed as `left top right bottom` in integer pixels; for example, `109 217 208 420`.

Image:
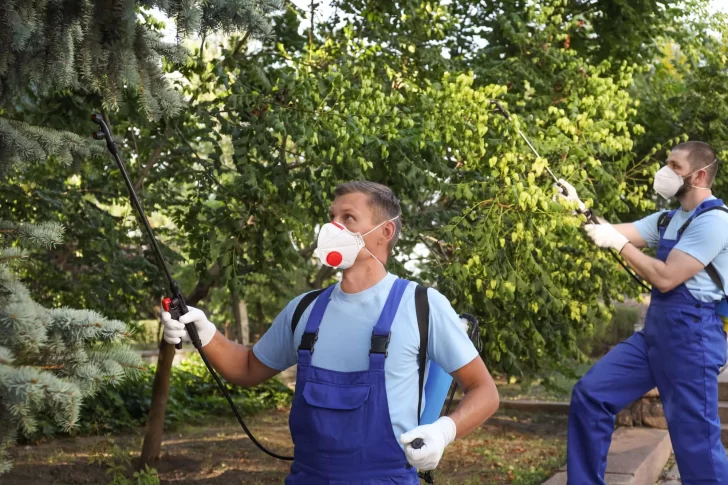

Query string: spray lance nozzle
487 100 604 224
486 100 651 292
490 99 511 120
487 100 569 198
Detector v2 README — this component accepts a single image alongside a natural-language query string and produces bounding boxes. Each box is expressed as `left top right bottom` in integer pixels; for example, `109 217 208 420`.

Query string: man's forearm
447 377 499 439
619 243 671 291
197 331 252 386
613 223 648 249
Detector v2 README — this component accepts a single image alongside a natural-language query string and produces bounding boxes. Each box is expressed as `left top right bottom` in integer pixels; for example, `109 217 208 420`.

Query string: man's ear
379 220 396 245
694 165 709 187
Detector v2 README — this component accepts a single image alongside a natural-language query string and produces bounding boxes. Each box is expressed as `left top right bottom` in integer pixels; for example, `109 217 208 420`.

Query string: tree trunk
254 301 265 342
139 338 175 468
138 267 219 469
231 289 250 346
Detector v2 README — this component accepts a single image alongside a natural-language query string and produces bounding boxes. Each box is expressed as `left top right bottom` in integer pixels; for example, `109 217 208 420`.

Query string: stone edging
542 427 672 485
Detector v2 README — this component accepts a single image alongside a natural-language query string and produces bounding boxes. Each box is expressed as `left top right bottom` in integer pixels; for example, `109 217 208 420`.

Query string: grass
436 409 567 484
653 453 678 484
5 407 568 485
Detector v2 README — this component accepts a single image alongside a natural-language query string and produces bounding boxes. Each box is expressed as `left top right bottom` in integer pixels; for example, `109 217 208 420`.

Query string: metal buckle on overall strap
369 331 391 357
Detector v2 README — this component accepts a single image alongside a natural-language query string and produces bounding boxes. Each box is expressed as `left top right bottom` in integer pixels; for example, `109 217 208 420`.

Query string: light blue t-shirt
633 195 728 302
253 272 479 444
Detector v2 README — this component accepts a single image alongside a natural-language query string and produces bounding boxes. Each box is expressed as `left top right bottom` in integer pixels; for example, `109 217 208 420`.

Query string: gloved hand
161 306 217 347
584 223 629 253
399 416 457 471
553 178 586 213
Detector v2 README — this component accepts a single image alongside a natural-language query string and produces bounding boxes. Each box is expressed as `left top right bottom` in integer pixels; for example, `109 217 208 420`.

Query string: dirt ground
4 407 567 485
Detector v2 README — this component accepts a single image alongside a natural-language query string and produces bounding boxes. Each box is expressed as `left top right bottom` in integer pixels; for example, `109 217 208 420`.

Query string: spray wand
488 101 651 293
90 114 294 461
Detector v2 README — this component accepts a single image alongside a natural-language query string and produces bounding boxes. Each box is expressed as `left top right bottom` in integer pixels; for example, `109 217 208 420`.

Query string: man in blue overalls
161 180 500 484
558 141 728 484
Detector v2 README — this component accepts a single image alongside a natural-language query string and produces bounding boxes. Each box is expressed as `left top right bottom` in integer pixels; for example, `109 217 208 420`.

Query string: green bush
578 303 640 358
502 304 641 401
21 353 293 441
127 320 163 350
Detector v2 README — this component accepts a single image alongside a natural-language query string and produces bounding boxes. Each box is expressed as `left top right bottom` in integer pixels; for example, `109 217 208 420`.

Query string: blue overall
567 199 728 485
285 278 420 484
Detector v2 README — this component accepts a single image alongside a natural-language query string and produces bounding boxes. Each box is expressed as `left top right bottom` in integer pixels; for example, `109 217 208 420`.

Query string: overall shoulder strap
291 288 327 334
677 205 728 236
415 284 430 426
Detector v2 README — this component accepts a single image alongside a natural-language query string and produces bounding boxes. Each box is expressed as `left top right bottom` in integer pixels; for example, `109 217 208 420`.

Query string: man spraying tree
160 180 499 484
560 141 728 485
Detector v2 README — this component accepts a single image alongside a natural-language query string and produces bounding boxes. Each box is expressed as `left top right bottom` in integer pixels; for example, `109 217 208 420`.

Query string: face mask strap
362 214 400 237
361 215 399 267
364 247 386 267
685 158 717 189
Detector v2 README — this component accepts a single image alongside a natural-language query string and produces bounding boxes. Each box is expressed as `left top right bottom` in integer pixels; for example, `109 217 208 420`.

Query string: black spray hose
90 114 294 462
488 101 652 293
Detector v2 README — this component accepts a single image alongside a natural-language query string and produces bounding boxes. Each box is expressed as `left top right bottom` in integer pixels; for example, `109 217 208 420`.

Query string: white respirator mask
314 216 399 269
653 159 716 200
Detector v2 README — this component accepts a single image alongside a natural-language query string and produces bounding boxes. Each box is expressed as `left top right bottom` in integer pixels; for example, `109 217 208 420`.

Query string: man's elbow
486 379 500 416
469 373 500 417
654 276 679 294
218 350 256 387
228 375 253 388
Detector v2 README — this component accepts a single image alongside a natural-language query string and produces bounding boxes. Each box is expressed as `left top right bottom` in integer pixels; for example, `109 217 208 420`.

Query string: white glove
161 306 217 347
584 223 629 253
399 416 456 471
553 178 586 212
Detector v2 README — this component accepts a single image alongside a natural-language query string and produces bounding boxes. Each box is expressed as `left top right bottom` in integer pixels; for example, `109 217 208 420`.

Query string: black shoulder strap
291 288 326 334
678 206 728 236
705 264 726 298
657 211 672 230
415 284 429 425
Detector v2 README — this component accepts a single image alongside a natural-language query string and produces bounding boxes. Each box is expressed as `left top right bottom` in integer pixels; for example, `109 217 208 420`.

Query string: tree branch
418 233 449 261
133 131 169 191
298 242 316 260
309 0 316 56
185 264 221 306
232 32 251 56
286 160 309 170
311 265 335 289
278 134 288 169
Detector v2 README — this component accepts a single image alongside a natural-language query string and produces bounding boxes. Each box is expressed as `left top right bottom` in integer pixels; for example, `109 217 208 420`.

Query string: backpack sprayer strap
704 264 726 299
291 288 327 334
415 285 429 426
659 205 728 332
704 264 728 333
